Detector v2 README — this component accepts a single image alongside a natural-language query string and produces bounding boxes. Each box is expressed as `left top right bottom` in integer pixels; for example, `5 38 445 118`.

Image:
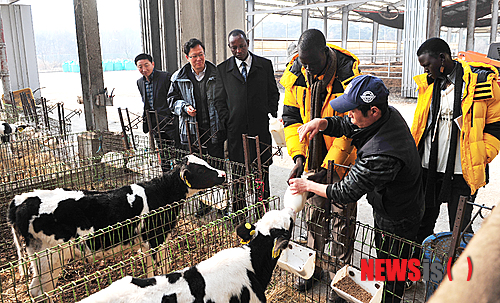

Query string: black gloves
287 155 305 183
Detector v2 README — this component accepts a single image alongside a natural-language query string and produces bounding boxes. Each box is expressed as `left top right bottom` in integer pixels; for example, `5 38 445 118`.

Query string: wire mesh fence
0 130 128 184
1 96 74 137
0 192 273 303
1 188 457 303
0 132 248 268
266 204 459 303
0 129 249 186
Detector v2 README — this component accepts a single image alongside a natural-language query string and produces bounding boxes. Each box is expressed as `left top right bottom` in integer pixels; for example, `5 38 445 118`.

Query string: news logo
360 257 472 282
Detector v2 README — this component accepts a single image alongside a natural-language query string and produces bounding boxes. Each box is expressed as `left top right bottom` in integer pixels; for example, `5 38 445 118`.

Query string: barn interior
0 0 499 302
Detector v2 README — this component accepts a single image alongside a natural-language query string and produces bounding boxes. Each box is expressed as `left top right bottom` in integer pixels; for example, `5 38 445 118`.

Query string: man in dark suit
214 29 279 207
135 53 180 171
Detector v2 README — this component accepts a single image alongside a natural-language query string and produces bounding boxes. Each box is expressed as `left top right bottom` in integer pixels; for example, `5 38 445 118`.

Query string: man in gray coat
168 38 225 159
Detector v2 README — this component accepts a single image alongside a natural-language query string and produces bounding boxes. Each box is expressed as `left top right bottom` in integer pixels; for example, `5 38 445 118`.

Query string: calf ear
172 158 183 170
180 168 192 187
4 123 12 134
236 222 256 243
272 236 290 259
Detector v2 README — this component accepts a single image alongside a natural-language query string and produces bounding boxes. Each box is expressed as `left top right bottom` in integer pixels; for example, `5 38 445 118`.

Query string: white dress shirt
191 65 207 82
422 83 463 174
234 54 252 76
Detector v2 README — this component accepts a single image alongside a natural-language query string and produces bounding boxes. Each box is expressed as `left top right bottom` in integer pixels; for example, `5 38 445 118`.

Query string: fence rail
358 55 403 80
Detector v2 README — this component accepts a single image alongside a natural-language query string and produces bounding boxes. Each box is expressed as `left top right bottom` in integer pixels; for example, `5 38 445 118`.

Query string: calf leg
29 253 61 299
11 227 29 278
140 243 156 278
153 244 172 275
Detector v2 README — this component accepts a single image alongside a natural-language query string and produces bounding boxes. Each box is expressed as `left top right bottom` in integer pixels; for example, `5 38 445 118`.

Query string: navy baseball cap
329 75 389 113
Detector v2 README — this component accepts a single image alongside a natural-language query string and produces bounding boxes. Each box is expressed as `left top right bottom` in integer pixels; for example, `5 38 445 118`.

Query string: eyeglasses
188 53 205 59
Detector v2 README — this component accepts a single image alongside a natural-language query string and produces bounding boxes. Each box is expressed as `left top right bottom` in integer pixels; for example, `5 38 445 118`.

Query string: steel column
140 0 159 68
164 0 178 71
176 0 242 67
247 0 254 52
0 5 40 100
323 4 328 37
215 0 227 63
139 0 178 72
0 12 10 104
466 0 477 51
372 22 379 64
341 6 348 49
396 29 402 62
301 0 309 33
427 0 442 38
491 0 499 43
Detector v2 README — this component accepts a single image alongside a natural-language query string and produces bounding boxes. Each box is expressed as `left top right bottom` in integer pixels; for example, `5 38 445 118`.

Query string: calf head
237 208 294 259
179 154 226 190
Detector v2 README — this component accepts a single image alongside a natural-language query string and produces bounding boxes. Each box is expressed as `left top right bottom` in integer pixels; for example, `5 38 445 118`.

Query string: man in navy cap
289 75 424 303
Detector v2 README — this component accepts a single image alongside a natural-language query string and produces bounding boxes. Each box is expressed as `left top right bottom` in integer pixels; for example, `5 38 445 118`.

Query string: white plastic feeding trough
331 265 383 303
277 241 316 279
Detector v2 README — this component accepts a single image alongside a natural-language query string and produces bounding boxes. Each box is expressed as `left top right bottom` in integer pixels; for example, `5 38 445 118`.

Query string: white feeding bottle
269 117 286 147
283 185 307 213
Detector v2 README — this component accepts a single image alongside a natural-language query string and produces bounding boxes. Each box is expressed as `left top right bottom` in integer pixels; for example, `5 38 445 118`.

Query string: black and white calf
0 121 28 143
0 121 13 143
78 207 295 303
8 154 225 298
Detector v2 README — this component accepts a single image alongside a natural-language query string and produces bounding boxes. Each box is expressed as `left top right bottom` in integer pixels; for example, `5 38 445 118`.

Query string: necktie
241 62 247 81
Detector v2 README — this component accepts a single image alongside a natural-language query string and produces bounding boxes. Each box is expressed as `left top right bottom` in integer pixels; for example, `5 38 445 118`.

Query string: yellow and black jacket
280 44 362 175
411 59 500 194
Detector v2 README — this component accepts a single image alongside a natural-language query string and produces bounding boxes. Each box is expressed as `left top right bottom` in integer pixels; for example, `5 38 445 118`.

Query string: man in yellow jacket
411 37 500 246
280 29 361 292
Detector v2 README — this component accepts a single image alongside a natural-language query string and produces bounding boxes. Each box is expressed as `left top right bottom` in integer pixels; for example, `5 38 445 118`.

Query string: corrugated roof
252 0 493 30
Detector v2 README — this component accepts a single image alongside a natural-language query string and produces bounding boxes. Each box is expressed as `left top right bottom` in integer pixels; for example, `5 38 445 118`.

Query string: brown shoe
194 202 213 218
329 288 348 303
293 269 323 292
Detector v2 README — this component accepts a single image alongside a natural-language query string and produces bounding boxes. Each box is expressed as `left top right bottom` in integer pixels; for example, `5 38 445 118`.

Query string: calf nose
218 170 226 178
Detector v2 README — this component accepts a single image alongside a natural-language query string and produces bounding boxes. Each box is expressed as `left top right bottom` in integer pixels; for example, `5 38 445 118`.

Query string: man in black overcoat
214 29 279 204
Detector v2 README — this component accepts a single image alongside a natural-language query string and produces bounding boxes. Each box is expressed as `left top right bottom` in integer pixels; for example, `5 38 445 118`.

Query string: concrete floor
39 70 498 237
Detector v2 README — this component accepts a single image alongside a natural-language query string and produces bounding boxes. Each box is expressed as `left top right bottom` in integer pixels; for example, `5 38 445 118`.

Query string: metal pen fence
1 189 455 303
357 55 403 80
0 130 129 184
267 205 458 303
2 93 75 137
0 131 248 267
0 190 270 303
0 128 247 193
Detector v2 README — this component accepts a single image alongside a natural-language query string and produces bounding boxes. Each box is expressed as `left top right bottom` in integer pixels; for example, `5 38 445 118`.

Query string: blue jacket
167 61 224 145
